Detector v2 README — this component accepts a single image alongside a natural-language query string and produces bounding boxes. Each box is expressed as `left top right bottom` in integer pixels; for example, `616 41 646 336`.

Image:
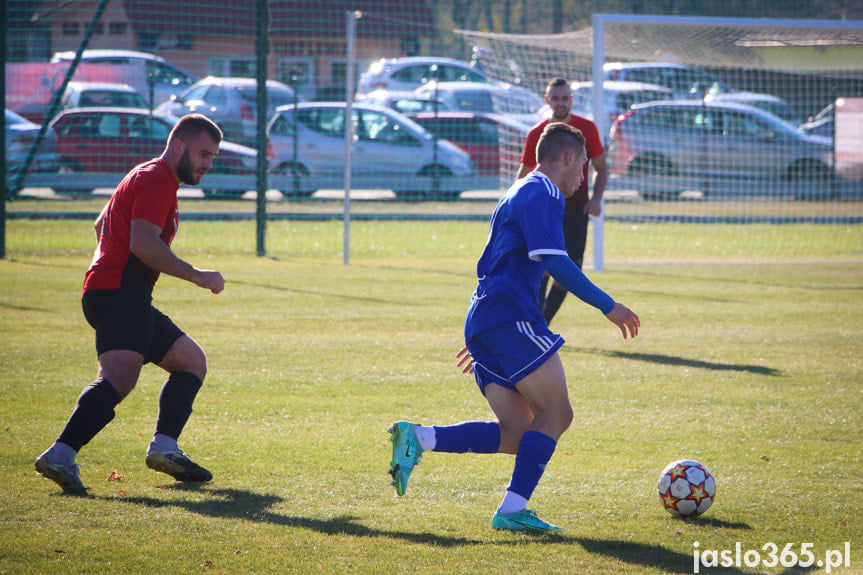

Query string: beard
176 148 202 185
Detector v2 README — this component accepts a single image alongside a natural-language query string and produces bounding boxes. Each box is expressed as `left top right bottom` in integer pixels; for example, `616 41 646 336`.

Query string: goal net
458 15 863 267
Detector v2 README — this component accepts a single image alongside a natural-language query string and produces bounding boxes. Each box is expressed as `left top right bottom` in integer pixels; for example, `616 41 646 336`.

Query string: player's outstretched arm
605 302 640 339
130 219 225 294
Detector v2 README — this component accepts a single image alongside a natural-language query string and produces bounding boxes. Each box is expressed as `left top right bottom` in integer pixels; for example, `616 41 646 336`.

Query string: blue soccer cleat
387 421 424 496
491 508 564 532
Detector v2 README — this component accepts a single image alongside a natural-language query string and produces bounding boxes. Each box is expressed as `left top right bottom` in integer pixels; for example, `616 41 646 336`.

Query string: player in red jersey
36 114 226 495
517 77 610 324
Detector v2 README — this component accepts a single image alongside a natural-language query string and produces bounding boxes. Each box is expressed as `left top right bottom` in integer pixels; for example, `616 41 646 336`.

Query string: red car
408 111 530 176
49 107 257 197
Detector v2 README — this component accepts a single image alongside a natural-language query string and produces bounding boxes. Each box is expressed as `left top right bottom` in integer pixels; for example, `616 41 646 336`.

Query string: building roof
121 0 436 37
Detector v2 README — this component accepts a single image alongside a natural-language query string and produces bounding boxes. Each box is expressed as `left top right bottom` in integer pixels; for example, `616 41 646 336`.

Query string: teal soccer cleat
491 508 564 532
387 421 424 496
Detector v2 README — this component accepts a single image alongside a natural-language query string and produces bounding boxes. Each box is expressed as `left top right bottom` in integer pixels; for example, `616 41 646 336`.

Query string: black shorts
563 210 589 268
82 287 185 365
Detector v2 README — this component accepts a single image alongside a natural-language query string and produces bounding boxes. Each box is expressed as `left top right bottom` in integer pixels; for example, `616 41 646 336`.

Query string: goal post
458 15 863 267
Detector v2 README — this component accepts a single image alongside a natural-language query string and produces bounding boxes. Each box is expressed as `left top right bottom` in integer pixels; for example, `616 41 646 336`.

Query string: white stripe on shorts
516 321 555 352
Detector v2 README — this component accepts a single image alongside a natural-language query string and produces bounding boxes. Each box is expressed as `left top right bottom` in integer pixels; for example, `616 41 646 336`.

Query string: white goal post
458 15 863 268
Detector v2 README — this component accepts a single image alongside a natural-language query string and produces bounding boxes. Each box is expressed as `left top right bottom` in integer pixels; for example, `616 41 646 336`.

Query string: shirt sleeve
129 168 175 229
520 179 567 261
519 123 544 168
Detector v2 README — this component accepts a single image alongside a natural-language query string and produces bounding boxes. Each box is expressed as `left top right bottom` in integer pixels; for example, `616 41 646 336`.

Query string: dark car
408 111 530 176
6 108 61 192
49 107 257 197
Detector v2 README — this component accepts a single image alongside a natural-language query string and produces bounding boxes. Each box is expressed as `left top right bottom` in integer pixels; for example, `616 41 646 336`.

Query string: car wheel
628 154 677 177
395 165 459 200
275 162 314 198
53 162 93 195
786 159 834 200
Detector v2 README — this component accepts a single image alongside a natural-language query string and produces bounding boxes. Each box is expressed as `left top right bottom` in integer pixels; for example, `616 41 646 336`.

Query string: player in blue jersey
388 123 640 532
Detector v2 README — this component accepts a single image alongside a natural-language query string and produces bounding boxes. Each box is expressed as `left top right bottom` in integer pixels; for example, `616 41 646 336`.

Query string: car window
269 113 295 137
572 87 592 112
203 86 227 105
393 98 438 114
440 65 485 83
149 118 172 140
452 91 494 113
128 116 149 138
296 108 344 137
182 85 209 102
392 65 435 84
722 111 772 138
359 110 417 146
97 114 122 137
149 62 195 87
475 118 499 145
639 107 688 129
53 116 88 137
79 90 146 108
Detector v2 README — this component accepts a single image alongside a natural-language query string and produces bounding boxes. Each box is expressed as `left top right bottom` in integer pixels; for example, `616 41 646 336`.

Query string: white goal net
458 15 863 266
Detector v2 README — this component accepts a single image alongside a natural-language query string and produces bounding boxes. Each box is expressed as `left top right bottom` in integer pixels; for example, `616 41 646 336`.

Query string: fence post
344 11 361 264
255 0 269 257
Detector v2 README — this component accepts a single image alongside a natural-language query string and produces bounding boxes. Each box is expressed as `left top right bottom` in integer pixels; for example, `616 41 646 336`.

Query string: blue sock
432 421 500 453
506 430 557 500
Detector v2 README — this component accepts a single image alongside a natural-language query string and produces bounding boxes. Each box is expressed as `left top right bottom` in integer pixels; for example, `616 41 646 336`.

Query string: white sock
44 442 77 465
148 433 178 455
413 425 437 451
498 491 529 515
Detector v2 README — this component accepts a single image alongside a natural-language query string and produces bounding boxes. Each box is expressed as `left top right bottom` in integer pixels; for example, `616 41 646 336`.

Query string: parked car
157 77 301 145
800 103 834 137
59 81 149 111
356 89 446 116
6 108 61 191
413 81 544 125
357 57 491 97
48 107 257 197
603 62 731 99
706 92 801 126
51 49 198 106
538 80 673 128
408 111 530 176
266 102 474 197
606 100 833 191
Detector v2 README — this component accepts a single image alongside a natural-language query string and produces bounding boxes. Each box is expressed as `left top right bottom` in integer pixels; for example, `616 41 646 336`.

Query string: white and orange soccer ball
657 459 716 517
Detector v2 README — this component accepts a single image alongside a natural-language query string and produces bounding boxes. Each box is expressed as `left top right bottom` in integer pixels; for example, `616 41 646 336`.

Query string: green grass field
1 218 861 574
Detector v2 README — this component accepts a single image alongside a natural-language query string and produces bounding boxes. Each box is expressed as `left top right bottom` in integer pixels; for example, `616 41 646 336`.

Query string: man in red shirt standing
516 77 609 324
35 114 226 495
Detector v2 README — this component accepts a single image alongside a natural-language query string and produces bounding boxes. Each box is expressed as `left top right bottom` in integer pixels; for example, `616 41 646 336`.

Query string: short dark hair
536 123 585 164
169 113 222 145
546 77 569 91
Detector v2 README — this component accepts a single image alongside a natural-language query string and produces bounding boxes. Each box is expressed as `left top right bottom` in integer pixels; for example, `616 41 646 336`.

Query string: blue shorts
466 321 564 395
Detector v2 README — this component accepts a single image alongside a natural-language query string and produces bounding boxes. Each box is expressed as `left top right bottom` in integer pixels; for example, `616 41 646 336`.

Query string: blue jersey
465 171 568 340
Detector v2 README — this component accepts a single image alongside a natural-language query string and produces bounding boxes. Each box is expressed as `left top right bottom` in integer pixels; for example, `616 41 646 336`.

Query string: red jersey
83 159 179 294
520 114 605 209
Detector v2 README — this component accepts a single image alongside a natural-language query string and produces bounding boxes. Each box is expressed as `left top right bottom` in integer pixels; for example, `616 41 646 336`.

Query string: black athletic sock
537 274 549 309
542 285 568 324
57 379 122 452
155 371 203 440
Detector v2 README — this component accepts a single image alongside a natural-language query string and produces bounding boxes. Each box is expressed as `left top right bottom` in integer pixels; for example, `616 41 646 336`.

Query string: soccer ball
657 459 715 517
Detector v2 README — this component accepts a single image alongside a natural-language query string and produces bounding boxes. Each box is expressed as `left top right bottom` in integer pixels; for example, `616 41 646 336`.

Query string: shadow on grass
575 538 816 574
567 347 784 377
229 279 410 306
105 484 563 547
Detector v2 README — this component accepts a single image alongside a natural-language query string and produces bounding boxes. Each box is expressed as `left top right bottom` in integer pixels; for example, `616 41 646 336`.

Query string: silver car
6 108 60 192
266 102 474 198
413 81 544 125
157 77 301 146
607 100 833 189
357 57 491 98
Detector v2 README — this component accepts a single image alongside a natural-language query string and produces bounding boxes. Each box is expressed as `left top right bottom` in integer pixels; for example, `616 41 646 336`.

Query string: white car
51 49 198 106
266 102 474 198
357 57 491 97
538 80 673 129
59 81 149 111
413 81 544 125
705 92 801 126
